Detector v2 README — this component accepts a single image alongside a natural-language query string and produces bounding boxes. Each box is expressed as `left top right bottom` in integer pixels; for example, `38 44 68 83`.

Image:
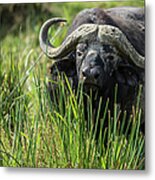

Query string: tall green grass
0 57 144 169
0 1 144 169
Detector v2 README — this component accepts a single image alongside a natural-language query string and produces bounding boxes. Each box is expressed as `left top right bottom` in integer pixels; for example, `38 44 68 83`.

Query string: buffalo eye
76 49 83 57
76 43 87 58
108 55 114 61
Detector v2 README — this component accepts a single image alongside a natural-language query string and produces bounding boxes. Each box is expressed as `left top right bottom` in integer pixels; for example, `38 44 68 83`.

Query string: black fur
48 7 145 133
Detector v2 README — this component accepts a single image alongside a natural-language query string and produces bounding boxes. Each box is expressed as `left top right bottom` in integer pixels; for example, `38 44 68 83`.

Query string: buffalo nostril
91 68 100 79
82 67 90 77
94 72 100 79
82 70 87 77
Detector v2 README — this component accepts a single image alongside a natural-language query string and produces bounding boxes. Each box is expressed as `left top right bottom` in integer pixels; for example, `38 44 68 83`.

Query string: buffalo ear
114 64 139 87
50 56 76 77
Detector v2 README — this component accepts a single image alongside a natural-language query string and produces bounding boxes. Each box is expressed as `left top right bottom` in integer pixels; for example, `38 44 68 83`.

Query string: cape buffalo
39 7 145 132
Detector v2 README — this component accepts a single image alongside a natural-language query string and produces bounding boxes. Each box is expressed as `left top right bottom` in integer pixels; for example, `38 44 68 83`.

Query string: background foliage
0 1 145 169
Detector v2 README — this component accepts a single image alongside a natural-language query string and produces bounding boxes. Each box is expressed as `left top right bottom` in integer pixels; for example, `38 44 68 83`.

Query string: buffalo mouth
79 75 101 91
83 82 100 91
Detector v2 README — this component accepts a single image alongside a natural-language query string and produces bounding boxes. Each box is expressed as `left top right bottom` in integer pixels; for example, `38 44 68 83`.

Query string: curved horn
39 18 67 58
40 19 144 68
98 25 145 68
39 18 98 59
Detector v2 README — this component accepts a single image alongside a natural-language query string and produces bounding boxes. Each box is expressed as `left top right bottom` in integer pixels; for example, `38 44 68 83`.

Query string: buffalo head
39 17 144 91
